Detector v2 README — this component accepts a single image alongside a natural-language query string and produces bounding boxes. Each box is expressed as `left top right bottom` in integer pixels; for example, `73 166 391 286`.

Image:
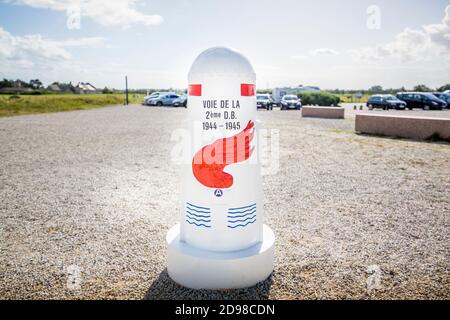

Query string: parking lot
340 103 450 119
0 105 449 299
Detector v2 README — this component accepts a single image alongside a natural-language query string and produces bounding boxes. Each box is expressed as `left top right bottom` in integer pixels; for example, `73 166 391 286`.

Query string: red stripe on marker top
189 84 202 96
241 83 255 96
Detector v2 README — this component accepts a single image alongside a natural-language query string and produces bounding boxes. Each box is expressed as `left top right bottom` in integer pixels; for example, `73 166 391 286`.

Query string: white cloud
0 26 105 72
350 5 450 63
424 5 450 50
12 0 163 27
310 48 339 56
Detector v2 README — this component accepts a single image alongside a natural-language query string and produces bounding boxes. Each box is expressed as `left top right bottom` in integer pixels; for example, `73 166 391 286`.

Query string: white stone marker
166 47 275 289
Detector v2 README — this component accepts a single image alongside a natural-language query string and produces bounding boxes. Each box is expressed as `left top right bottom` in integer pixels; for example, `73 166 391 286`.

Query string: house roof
76 82 97 91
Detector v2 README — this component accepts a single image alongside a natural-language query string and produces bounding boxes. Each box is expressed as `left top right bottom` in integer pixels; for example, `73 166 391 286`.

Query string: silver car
143 91 175 105
172 95 187 107
148 93 180 106
256 94 273 110
143 92 161 105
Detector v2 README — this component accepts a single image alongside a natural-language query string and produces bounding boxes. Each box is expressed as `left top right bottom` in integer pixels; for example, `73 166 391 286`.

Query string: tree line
329 84 450 95
2 79 450 94
0 78 44 89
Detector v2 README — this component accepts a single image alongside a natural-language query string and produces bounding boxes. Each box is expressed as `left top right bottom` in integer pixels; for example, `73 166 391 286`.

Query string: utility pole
125 75 129 105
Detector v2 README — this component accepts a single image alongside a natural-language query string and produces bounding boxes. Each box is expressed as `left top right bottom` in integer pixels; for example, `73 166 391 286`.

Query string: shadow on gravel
143 268 273 300
355 132 450 144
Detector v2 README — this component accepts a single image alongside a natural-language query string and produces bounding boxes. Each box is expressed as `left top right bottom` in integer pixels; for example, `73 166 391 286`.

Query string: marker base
166 224 275 289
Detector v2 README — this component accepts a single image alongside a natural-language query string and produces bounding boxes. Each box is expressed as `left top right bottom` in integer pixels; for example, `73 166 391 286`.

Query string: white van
272 86 320 106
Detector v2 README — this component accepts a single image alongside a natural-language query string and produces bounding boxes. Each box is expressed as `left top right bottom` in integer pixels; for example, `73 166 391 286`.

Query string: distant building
298 85 321 92
47 84 62 92
13 80 24 88
0 79 33 93
272 85 321 103
47 82 77 93
73 82 98 94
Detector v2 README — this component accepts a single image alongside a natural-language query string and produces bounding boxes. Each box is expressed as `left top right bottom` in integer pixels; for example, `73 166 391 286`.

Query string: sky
0 0 449 90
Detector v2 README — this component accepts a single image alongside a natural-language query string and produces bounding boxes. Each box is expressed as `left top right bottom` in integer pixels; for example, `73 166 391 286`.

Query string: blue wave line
227 215 256 224
186 202 209 210
186 214 211 223
227 219 256 228
228 207 256 215
185 211 210 219
227 210 256 218
228 203 257 211
186 220 211 228
186 206 210 214
228 203 256 210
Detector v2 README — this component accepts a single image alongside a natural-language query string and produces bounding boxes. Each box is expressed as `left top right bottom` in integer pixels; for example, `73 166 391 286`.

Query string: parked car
143 92 161 105
172 95 187 107
280 95 301 110
431 92 450 107
256 94 273 110
396 92 446 110
144 92 167 105
147 93 180 106
143 91 175 105
367 94 407 110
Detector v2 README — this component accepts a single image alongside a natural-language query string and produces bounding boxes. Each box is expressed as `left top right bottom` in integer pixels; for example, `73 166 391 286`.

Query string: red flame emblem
192 120 255 188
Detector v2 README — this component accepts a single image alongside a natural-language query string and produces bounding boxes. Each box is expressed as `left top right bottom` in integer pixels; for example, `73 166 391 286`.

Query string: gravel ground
0 105 449 300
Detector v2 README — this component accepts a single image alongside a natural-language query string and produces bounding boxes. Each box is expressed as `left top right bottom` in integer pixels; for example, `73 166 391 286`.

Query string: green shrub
297 92 340 106
102 87 113 94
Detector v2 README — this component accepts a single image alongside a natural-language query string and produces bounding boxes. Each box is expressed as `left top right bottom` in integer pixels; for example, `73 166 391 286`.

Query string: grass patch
0 94 143 117
336 94 370 103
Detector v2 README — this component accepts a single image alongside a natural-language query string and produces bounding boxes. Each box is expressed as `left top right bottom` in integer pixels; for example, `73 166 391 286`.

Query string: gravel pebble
0 105 449 299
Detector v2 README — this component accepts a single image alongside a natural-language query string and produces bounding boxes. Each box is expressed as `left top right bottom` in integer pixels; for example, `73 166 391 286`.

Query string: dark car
280 95 301 110
396 92 446 110
431 92 450 108
367 94 407 110
256 94 273 110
